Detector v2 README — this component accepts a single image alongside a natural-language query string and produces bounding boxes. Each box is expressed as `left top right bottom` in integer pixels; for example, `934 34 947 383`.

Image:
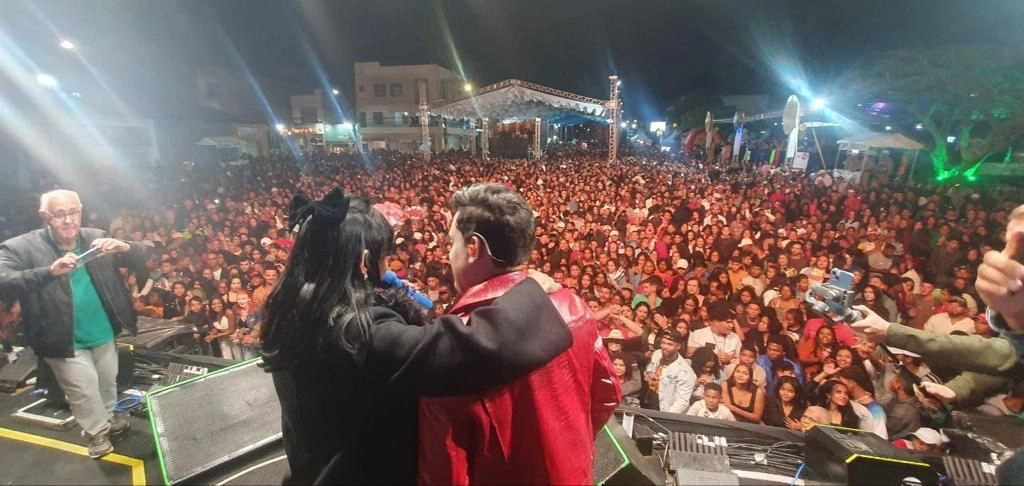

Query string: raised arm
368 278 572 397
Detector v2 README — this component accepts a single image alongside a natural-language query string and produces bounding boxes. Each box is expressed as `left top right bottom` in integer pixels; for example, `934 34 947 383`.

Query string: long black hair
261 189 401 370
819 379 860 429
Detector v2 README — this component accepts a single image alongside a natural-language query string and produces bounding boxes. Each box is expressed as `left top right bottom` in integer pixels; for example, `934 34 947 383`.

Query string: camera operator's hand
914 382 957 409
848 305 891 344
977 230 1024 331
49 253 77 277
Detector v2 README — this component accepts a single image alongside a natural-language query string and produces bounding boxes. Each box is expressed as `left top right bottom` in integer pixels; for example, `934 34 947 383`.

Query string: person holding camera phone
0 190 149 458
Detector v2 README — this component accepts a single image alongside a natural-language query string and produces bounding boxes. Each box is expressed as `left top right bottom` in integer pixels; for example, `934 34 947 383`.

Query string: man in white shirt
686 383 736 421
923 296 975 335
687 303 742 365
646 329 697 414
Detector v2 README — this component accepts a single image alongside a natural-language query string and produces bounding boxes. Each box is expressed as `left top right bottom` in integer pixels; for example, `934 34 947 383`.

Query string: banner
793 152 810 170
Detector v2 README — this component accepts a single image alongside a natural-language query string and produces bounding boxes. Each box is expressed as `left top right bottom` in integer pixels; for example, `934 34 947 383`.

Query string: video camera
804 268 863 324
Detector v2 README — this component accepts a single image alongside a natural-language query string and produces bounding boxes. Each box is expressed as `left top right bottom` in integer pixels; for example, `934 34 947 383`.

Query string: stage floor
0 388 287 485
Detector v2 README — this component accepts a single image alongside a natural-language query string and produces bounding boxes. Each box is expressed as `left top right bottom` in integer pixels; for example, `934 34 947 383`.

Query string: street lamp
36 73 58 87
59 39 75 50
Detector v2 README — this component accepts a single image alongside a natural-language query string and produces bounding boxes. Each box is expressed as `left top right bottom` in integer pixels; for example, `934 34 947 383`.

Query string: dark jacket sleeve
0 239 55 295
114 242 150 292
366 278 572 397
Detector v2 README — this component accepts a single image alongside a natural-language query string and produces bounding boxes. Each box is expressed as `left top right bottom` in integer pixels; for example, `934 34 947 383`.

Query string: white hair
39 189 81 212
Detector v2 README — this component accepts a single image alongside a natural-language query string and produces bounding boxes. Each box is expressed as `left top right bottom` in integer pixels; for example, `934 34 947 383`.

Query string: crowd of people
2 145 1023 456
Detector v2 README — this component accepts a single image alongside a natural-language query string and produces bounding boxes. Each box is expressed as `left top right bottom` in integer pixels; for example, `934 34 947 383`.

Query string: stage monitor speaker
593 417 664 486
147 358 281 485
806 425 938 485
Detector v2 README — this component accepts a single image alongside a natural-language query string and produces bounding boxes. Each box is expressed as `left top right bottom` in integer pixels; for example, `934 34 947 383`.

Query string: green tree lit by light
847 46 1024 183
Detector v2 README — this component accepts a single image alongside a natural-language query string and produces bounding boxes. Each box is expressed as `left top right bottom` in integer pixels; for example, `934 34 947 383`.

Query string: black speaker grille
149 360 281 484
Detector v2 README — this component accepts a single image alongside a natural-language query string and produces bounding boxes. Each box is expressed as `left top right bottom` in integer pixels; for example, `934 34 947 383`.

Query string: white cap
886 346 921 358
413 232 423 241
260 237 272 248
910 427 947 445
739 238 754 247
395 237 405 245
675 259 689 270
606 329 626 340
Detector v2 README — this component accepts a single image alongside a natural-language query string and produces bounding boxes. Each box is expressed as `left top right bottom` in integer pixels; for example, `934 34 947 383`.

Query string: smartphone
75 246 104 266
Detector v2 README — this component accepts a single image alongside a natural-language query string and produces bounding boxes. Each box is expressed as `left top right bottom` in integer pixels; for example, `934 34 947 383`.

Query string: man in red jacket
419 183 621 485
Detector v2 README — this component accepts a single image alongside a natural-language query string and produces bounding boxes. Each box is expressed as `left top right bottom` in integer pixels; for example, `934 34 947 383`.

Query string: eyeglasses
471 232 511 265
44 208 82 221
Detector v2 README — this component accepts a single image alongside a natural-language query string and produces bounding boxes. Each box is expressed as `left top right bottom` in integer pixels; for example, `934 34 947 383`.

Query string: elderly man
0 190 148 458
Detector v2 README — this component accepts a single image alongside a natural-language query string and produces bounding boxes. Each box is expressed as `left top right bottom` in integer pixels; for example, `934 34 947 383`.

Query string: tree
845 45 1024 182
665 91 725 131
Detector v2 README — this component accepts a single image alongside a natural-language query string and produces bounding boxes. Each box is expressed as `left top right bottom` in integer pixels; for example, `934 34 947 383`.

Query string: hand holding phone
75 246 104 267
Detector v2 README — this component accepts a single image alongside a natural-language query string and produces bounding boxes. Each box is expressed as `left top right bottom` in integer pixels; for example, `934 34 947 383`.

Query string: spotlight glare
275 123 286 132
59 39 75 50
811 98 827 110
36 74 58 87
332 88 340 95
463 83 472 92
885 125 893 131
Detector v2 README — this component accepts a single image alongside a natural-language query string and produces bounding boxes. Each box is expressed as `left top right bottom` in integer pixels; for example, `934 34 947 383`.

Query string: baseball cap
739 238 754 247
949 296 967 306
260 237 273 248
675 259 689 270
659 328 686 344
707 302 735 322
885 346 921 358
606 329 627 341
909 427 947 445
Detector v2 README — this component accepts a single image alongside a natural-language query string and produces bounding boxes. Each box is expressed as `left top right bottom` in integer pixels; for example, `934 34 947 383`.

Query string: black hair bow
289 187 350 231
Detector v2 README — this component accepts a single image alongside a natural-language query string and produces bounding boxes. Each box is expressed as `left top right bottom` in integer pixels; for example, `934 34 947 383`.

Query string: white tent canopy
837 132 924 151
196 136 255 164
431 79 608 124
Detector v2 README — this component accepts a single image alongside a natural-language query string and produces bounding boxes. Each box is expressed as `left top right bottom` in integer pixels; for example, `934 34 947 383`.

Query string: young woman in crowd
798 325 840 380
690 346 723 401
819 380 861 429
722 363 766 424
610 352 642 407
763 376 807 430
206 297 236 359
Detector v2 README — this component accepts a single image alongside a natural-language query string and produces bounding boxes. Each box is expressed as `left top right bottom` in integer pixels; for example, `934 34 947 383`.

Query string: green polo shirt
71 242 116 349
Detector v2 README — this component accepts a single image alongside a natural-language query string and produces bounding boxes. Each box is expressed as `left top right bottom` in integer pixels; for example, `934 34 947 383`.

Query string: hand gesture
91 238 130 254
915 382 956 409
849 305 891 343
653 313 669 327
784 417 802 431
977 230 1024 331
527 269 561 294
823 361 838 376
50 253 77 277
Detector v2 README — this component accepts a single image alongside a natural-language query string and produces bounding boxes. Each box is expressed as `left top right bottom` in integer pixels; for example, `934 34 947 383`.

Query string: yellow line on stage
0 426 146 485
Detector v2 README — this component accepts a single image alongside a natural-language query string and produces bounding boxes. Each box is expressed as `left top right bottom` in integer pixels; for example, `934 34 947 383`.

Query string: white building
354 61 472 153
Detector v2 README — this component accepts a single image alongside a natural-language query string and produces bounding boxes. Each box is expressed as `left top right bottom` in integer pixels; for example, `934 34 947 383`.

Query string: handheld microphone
381 270 434 310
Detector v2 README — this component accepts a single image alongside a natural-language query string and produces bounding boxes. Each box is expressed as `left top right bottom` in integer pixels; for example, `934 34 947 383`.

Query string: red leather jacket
418 271 621 485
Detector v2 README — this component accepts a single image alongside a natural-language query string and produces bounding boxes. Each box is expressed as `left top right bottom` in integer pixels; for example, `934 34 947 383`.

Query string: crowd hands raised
3 147 1023 452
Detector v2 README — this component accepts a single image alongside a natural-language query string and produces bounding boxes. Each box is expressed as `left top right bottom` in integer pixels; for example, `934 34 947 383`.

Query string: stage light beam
811 98 827 110
36 73 57 87
59 39 75 50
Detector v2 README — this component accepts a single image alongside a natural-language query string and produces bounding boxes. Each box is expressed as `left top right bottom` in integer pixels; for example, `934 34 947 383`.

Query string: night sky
5 0 1023 121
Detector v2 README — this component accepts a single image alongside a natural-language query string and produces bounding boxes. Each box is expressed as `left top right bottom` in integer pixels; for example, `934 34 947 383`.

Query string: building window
372 112 384 125
389 83 402 97
299 107 318 124
374 84 386 97
358 85 365 92
358 112 367 126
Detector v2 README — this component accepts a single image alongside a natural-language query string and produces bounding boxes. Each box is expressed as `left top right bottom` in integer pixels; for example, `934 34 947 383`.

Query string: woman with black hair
819 379 861 429
262 188 572 485
763 376 807 430
609 352 642 407
690 346 723 401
